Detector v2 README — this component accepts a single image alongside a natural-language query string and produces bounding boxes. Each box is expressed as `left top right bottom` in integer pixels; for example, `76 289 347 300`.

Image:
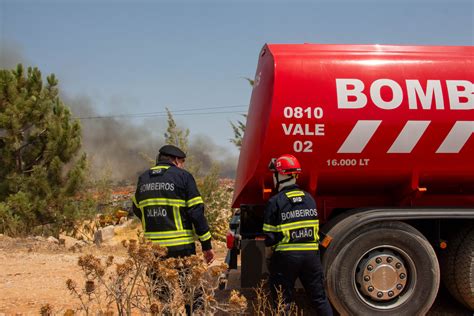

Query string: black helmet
158 145 186 159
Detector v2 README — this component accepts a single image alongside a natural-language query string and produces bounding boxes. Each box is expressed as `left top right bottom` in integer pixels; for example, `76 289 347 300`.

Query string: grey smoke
0 41 28 69
64 95 165 183
189 135 237 178
1 43 238 182
65 95 237 182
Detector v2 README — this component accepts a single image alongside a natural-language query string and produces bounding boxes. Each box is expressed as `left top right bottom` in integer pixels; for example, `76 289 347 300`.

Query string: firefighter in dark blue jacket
264 154 333 315
132 144 214 263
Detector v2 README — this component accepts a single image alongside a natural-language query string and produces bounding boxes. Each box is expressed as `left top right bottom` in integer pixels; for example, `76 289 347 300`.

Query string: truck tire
326 221 439 315
440 224 474 310
456 227 474 310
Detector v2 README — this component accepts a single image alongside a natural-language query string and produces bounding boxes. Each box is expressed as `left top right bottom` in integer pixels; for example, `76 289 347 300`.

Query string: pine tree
162 109 229 240
164 107 189 152
229 115 247 150
164 108 202 176
229 77 252 150
0 64 89 236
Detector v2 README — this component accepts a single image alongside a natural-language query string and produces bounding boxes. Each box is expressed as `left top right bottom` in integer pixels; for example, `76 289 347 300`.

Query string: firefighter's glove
203 249 215 264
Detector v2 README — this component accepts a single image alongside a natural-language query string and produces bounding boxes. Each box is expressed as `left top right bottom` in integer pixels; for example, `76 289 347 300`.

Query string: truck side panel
232 44 474 219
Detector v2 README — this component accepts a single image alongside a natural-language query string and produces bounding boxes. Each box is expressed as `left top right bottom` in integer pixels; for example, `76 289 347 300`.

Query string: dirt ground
0 227 471 316
0 224 229 316
0 241 91 314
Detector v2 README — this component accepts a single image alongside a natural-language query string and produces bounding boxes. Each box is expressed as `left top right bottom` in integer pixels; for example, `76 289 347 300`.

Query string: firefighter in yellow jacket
264 154 332 315
132 144 214 263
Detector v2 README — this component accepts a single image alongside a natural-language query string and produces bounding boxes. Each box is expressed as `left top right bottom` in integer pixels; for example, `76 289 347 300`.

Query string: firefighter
264 154 333 315
132 145 214 314
132 144 215 262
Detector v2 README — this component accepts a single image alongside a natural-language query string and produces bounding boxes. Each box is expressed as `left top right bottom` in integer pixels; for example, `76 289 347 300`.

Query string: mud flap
241 239 268 287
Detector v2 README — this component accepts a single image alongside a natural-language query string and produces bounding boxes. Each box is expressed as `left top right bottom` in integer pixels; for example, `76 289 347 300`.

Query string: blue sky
1 0 473 159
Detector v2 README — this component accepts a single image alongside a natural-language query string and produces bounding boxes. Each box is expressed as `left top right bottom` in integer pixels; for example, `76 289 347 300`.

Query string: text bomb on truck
225 44 474 315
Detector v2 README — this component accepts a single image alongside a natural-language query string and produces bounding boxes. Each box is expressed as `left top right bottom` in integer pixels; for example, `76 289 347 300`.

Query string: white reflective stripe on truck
388 121 431 153
338 120 382 153
436 121 474 153
338 120 473 154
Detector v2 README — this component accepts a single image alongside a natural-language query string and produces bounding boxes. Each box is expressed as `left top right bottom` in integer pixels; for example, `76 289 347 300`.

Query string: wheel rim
353 245 417 309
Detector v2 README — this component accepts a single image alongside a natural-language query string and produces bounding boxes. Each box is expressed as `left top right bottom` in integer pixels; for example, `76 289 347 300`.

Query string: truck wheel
440 224 474 309
326 221 439 315
442 225 474 310
456 227 474 310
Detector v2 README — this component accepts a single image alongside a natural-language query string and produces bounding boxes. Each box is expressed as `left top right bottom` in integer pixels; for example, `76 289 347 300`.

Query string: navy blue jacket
263 184 320 252
133 161 212 252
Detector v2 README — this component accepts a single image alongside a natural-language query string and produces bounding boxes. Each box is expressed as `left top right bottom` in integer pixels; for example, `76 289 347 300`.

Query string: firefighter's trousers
269 251 333 316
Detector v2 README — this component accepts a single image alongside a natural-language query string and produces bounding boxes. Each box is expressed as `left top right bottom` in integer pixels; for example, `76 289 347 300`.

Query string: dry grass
252 281 303 316
62 238 247 315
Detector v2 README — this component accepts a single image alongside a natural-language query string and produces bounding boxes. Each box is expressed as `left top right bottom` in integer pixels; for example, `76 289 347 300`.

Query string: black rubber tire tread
440 224 474 309
454 227 474 310
326 221 440 316
440 226 467 304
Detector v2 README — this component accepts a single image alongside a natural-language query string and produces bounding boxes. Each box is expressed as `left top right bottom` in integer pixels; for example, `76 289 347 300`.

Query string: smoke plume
189 135 237 178
65 96 237 183
1 43 238 182
0 41 28 69
64 95 165 183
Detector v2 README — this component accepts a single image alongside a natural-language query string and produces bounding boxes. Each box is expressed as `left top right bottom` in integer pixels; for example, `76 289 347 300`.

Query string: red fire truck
226 44 474 315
